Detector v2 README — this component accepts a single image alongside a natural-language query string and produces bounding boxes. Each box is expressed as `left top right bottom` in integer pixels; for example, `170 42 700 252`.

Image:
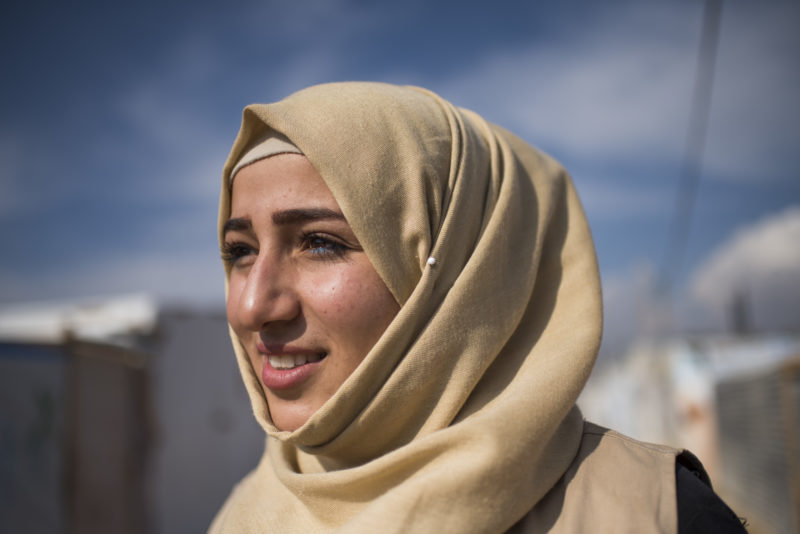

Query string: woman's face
224 154 400 432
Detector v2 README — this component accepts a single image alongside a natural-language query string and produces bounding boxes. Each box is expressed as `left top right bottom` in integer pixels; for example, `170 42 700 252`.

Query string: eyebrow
222 217 251 235
272 208 346 225
222 208 346 236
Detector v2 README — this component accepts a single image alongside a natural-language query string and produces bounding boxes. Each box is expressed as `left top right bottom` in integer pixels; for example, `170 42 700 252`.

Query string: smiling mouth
268 352 327 370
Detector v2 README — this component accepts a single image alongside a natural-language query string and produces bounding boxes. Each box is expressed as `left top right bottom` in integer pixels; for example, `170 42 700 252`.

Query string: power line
658 0 723 296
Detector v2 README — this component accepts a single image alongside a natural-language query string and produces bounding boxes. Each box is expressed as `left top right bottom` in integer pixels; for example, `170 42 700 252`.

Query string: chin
267 398 316 432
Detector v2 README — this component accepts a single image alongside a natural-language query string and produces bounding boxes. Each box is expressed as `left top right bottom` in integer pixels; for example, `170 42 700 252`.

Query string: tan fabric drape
212 82 603 533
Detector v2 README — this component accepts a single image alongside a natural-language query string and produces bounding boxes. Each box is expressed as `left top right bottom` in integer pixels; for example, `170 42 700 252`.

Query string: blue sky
2 0 798 357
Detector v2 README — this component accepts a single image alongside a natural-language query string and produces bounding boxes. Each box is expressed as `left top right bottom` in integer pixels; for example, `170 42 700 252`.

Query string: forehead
230 154 339 214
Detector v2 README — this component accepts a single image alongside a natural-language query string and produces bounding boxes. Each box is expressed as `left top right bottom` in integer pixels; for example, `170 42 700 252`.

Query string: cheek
307 264 399 324
305 270 361 319
306 265 398 336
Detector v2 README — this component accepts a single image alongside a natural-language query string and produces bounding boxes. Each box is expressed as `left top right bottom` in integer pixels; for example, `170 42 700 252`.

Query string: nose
231 251 300 332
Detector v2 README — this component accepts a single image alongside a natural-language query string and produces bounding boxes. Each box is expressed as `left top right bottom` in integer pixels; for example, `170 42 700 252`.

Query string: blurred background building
580 333 800 534
0 295 263 533
3 295 798 533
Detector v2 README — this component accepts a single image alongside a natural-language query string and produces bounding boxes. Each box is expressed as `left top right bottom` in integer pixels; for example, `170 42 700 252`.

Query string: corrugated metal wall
716 358 800 534
1 310 265 534
0 344 67 534
0 341 150 534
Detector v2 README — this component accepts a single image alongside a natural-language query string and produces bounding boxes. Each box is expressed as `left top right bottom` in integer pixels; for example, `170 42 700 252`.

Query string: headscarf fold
213 82 602 533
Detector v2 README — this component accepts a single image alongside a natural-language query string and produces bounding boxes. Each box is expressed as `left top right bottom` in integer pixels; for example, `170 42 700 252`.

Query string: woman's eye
221 242 256 265
301 233 348 258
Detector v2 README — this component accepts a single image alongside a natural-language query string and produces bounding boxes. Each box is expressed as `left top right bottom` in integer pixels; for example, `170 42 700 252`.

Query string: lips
256 342 327 390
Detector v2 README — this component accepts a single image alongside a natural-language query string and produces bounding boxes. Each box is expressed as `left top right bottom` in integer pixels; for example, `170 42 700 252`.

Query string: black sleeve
675 452 748 534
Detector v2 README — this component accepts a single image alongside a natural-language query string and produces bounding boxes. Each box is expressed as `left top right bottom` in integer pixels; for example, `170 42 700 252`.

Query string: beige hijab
212 82 602 533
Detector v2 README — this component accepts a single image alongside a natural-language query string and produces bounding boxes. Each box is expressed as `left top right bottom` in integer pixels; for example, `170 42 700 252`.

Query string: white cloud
433 1 798 184
439 40 694 162
237 0 374 41
113 64 231 205
577 182 671 220
703 1 800 182
0 248 225 308
434 4 699 163
689 206 800 330
111 3 386 207
599 262 659 359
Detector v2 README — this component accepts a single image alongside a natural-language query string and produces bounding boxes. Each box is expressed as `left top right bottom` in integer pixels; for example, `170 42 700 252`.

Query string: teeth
269 354 323 370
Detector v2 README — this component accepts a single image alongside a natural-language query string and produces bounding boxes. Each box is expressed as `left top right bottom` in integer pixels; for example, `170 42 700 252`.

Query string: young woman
211 82 745 533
